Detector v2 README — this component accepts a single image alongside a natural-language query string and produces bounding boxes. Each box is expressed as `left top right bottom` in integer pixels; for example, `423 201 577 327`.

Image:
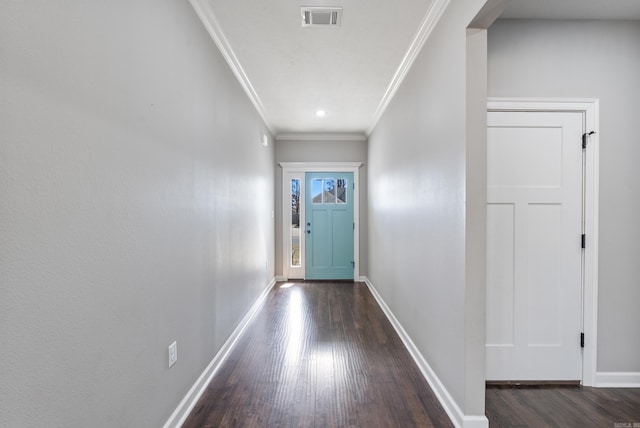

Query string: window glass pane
324 179 336 203
312 179 323 204
290 179 300 267
336 179 347 204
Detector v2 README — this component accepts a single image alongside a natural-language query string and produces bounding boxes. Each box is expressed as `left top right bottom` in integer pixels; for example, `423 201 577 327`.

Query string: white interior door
486 111 583 381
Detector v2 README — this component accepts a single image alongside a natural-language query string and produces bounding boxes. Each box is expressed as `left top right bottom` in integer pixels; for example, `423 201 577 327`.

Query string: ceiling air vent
301 7 342 27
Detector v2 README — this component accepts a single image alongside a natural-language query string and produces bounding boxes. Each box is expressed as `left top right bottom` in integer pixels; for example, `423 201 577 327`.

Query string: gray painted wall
488 19 640 373
368 0 487 418
274 139 368 278
0 1 274 426
465 27 488 414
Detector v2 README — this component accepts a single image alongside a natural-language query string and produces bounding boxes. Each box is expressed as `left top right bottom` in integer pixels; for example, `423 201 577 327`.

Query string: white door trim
487 98 599 386
279 162 362 281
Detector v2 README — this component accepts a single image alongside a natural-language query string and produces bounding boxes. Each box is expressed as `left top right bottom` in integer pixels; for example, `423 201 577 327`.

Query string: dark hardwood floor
182 281 453 428
182 280 640 427
486 386 640 427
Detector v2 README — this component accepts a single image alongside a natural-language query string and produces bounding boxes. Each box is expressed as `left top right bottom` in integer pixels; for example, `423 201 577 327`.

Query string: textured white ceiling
501 0 640 20
197 0 434 136
191 0 640 137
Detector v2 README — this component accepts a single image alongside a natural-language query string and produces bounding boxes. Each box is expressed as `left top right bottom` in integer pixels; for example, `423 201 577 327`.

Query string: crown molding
279 162 363 171
189 0 275 135
190 0 449 138
366 0 450 136
276 133 367 142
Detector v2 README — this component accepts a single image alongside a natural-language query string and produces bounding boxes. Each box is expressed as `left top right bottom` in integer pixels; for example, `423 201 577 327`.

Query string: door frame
487 98 599 386
279 162 362 280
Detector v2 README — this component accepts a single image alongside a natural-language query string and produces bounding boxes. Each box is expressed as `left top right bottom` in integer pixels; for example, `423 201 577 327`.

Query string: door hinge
582 131 596 149
580 332 585 348
581 234 586 249
353 222 355 230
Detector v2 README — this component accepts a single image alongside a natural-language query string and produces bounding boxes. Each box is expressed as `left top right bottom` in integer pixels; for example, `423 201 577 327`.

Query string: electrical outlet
168 341 177 368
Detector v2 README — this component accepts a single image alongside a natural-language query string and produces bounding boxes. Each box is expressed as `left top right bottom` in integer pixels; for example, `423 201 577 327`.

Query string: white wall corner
463 416 490 428
163 278 277 428
594 372 640 388
468 0 511 30
364 278 487 428
464 25 488 420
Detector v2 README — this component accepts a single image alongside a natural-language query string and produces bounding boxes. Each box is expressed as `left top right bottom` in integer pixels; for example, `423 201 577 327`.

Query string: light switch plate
168 341 177 368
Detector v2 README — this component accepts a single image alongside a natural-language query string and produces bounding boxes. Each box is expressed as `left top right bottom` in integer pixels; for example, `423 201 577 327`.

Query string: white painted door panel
486 111 583 381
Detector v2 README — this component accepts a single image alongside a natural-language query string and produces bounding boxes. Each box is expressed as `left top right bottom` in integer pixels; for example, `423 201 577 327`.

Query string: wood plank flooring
182 281 453 428
486 386 640 427
181 280 640 427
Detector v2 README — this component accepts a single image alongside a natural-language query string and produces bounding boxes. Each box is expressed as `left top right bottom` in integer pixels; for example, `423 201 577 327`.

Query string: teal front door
305 172 354 280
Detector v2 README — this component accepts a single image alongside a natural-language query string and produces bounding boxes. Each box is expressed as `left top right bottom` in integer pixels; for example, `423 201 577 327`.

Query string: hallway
182 281 453 427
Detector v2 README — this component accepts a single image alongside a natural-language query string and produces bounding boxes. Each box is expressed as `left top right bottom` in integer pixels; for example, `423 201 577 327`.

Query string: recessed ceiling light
316 110 326 117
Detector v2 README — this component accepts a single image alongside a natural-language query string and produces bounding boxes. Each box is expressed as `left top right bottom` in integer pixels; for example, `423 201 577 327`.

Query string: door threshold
486 380 581 389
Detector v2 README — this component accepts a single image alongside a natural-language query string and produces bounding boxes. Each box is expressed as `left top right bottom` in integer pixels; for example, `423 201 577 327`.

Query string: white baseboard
595 372 640 388
275 275 287 282
362 277 488 428
163 278 277 428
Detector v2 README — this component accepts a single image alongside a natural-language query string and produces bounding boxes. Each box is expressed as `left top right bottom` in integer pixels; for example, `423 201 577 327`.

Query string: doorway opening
280 162 362 280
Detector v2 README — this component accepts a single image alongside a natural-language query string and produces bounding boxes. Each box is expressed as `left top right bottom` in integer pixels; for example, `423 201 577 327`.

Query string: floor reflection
283 286 304 364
